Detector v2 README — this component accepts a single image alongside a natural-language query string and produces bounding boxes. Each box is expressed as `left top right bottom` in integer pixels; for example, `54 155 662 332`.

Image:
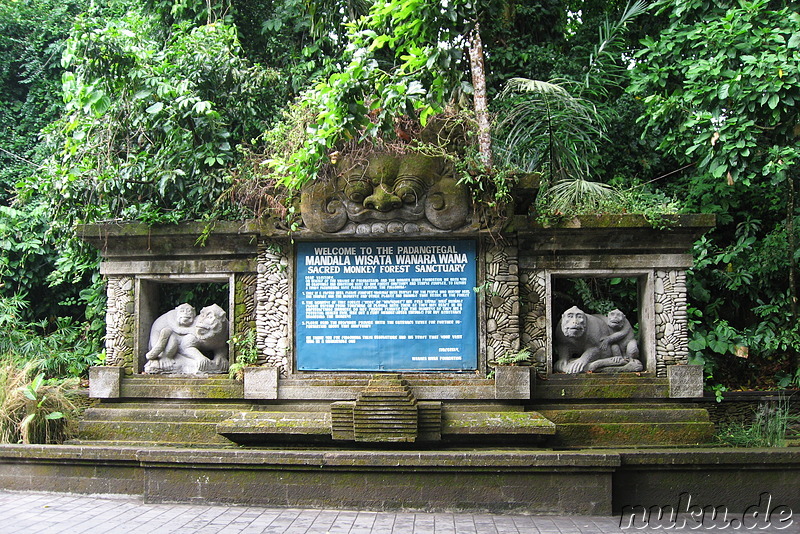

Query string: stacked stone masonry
234 273 258 362
483 237 521 372
654 269 689 377
104 276 135 371
255 240 291 375
520 270 548 375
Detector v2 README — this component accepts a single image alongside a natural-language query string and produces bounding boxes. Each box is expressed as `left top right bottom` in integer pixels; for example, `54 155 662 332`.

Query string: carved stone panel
300 153 471 235
105 276 135 372
520 270 547 375
484 238 520 370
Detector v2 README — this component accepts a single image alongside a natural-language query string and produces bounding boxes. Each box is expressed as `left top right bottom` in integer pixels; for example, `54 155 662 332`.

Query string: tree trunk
468 23 492 170
789 172 799 376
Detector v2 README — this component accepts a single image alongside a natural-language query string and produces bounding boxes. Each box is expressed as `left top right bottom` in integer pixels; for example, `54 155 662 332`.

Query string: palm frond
548 177 619 213
493 78 605 179
585 1 651 88
498 78 572 99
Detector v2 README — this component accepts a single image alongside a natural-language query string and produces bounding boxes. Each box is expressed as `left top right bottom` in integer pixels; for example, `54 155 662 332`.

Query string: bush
0 363 77 444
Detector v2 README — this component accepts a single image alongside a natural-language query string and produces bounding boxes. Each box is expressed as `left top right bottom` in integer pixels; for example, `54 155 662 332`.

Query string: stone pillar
520 270 547 375
483 238 521 372
654 270 690 377
104 276 135 372
256 240 291 375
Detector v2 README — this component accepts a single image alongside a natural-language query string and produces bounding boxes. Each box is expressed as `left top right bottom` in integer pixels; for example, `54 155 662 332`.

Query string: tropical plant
632 0 800 384
228 329 259 380
0 294 97 378
0 363 77 444
493 347 532 366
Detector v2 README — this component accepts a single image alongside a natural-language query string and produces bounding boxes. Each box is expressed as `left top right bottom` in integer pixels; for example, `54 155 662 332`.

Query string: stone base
89 366 124 398
668 364 704 398
2 445 799 516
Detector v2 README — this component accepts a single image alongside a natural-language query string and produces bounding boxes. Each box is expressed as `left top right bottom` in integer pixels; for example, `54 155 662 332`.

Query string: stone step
81 405 253 423
544 421 715 448
64 439 230 448
78 419 235 445
537 407 710 424
534 401 714 447
120 377 244 399
217 411 332 444
442 411 556 436
533 375 669 399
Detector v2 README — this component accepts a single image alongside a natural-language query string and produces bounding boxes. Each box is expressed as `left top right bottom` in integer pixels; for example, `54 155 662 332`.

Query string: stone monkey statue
554 306 643 374
587 309 643 373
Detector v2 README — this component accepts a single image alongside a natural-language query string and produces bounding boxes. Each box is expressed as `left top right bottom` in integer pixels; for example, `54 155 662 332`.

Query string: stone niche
79 222 258 374
516 214 711 378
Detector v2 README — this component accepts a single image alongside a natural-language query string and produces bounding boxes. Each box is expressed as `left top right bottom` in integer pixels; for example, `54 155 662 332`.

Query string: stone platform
0 444 798 516
79 372 712 448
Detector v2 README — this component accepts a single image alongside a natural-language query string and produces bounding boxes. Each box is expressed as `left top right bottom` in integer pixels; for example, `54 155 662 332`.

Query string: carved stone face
194 304 227 343
338 153 430 221
300 152 469 234
561 306 587 338
607 309 626 330
175 304 196 327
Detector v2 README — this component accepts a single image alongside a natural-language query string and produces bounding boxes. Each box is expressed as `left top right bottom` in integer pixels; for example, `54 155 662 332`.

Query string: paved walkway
0 490 795 533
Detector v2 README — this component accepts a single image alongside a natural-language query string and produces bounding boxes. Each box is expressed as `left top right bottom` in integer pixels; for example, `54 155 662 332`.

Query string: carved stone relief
484 238 521 371
520 270 547 375
300 153 470 235
143 303 230 374
553 306 642 374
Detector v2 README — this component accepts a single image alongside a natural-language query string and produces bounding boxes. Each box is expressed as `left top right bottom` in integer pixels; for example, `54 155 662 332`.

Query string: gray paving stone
4 490 798 533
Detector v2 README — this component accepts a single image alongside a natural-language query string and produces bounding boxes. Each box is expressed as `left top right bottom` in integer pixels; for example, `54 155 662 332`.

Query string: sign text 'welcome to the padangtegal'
296 240 477 371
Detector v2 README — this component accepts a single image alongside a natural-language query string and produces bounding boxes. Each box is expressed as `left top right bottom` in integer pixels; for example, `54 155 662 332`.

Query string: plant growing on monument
492 2 650 216
228 329 259 380
493 347 532 367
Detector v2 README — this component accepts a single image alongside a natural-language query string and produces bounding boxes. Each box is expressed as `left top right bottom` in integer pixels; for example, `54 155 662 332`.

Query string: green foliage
228 330 259 380
0 362 77 444
632 0 800 387
46 12 280 224
0 294 97 379
494 78 605 179
715 396 796 447
632 0 800 190
494 347 532 366
268 0 477 189
0 0 89 204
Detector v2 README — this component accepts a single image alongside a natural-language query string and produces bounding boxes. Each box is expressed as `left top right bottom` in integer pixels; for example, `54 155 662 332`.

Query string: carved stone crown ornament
300 152 471 235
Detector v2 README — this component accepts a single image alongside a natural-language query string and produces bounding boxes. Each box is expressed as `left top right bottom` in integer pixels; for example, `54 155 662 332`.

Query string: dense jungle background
1 0 799 433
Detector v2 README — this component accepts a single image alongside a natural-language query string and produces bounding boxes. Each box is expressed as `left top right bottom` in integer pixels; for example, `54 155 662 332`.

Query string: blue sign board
296 240 477 371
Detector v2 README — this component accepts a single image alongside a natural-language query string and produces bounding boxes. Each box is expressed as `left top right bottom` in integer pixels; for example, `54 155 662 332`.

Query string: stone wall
520 270 548 375
483 238 521 371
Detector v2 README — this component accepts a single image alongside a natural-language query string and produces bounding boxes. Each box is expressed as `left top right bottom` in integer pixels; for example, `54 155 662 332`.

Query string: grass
715 395 798 447
0 362 78 444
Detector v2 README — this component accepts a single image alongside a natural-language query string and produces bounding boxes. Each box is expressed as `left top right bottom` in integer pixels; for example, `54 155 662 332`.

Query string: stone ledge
3 445 799 515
